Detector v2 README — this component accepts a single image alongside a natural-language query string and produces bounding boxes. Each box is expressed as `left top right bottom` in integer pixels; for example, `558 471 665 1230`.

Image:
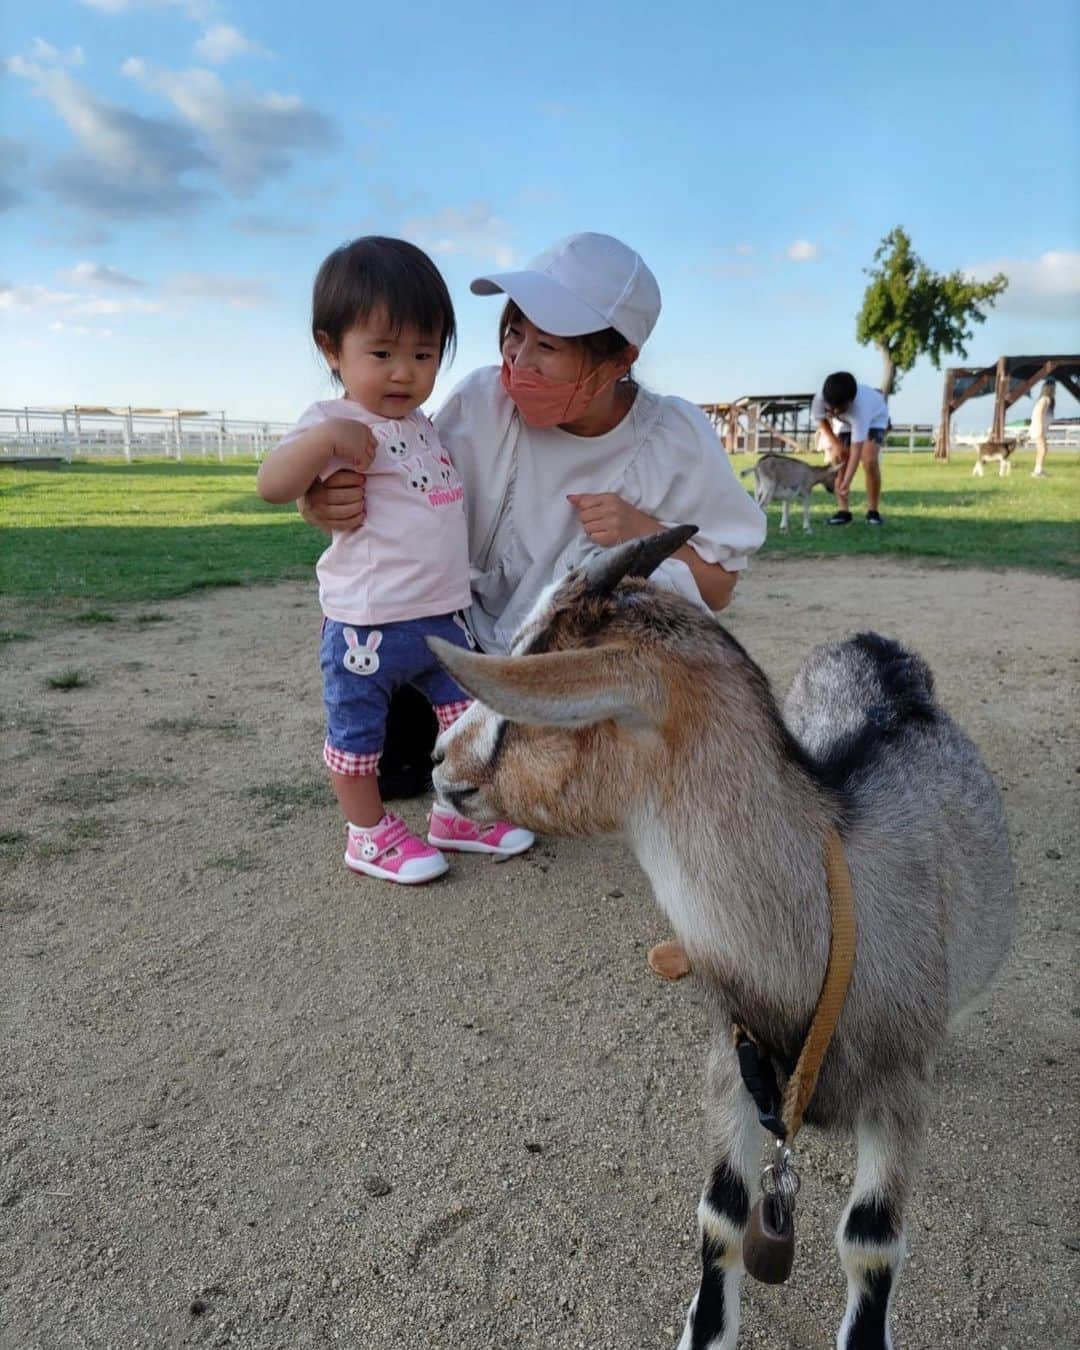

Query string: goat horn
582 524 699 596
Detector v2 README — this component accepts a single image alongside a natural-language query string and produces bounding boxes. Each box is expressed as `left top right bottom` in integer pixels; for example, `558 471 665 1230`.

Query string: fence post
175 413 184 463
124 408 133 463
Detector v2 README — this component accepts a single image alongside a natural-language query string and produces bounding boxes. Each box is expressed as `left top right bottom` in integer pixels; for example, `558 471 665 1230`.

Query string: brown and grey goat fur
429 529 1016 1350
739 452 839 531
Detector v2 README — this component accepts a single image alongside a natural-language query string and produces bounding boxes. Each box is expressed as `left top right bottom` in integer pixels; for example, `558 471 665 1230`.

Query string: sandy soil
1 558 1078 1350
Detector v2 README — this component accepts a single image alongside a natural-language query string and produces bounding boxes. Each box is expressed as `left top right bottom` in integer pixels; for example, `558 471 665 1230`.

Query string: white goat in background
429 527 1016 1350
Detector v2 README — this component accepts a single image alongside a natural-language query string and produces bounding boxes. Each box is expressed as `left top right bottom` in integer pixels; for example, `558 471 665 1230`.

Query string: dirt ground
2 558 1078 1350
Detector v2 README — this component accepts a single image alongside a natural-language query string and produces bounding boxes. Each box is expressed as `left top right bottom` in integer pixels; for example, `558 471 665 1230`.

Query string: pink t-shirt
279 398 471 626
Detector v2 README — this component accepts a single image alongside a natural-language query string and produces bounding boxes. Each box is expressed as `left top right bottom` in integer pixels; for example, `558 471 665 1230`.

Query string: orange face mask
500 358 619 428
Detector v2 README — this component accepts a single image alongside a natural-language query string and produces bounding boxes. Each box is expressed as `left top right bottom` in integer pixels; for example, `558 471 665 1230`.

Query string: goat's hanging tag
743 1143 800 1285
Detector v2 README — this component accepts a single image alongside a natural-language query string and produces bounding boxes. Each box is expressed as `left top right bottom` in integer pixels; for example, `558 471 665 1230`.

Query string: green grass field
1 451 1077 611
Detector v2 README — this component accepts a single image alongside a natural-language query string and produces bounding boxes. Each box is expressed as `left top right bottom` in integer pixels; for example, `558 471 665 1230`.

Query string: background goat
972 439 1017 477
430 528 1016 1350
739 453 839 532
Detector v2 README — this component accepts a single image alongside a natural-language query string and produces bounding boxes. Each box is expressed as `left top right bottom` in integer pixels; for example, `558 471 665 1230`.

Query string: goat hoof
647 940 692 980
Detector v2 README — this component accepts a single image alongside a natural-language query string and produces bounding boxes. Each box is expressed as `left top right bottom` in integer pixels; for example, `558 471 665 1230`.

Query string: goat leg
678 1046 762 1350
835 1087 926 1350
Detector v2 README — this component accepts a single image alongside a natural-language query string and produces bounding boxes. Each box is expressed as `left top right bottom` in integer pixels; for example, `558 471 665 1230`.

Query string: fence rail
2 405 1078 464
0 406 291 462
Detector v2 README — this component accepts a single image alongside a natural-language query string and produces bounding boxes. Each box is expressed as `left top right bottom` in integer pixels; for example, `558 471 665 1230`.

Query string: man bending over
812 371 889 525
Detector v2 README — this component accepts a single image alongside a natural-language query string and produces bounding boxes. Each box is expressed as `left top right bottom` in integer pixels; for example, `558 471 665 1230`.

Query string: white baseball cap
471 232 661 350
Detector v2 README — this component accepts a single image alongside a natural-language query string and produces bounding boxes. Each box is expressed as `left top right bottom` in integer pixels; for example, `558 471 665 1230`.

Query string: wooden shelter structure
936 354 1080 459
700 393 817 454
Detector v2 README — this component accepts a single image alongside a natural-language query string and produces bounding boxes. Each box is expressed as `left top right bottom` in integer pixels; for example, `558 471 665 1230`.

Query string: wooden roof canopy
937 354 1080 457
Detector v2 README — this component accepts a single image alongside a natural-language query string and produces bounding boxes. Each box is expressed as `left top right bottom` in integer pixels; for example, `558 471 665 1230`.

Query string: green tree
856 227 1007 396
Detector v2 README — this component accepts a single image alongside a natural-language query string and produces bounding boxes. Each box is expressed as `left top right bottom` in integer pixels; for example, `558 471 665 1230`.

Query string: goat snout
430 762 479 813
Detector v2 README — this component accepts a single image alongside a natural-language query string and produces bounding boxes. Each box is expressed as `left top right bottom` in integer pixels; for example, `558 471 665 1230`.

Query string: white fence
0 406 291 462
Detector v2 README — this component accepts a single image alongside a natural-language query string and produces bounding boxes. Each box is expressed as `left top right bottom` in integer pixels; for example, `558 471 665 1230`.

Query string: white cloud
78 0 214 18
0 282 79 311
165 271 269 306
122 59 334 192
0 280 160 315
6 56 212 217
59 260 148 288
786 239 820 262
78 295 161 315
402 203 516 268
194 24 269 64
966 250 1080 319
30 39 85 67
49 320 113 338
734 243 755 256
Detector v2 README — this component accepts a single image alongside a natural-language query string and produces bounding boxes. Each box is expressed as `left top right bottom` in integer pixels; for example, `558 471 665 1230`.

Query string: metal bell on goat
742 1195 796 1284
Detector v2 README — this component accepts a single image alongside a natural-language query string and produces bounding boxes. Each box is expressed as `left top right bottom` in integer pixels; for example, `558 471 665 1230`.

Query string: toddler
257 236 533 883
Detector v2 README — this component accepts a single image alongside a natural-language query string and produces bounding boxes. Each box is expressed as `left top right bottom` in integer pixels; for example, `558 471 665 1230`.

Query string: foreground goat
739 453 839 532
429 528 1016 1350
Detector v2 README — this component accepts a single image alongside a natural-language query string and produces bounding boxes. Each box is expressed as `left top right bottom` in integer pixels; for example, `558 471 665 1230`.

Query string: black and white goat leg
836 1089 926 1350
678 1051 762 1350
779 499 791 533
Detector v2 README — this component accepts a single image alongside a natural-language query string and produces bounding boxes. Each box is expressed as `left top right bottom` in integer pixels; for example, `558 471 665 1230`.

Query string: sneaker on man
826 510 853 526
865 510 884 525
345 814 448 884
428 804 534 857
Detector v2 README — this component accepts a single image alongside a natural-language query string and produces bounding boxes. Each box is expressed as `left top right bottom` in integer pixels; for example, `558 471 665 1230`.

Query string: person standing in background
1029 379 1055 478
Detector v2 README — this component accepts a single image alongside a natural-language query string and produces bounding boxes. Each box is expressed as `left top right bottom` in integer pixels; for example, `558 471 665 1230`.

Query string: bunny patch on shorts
342 627 382 676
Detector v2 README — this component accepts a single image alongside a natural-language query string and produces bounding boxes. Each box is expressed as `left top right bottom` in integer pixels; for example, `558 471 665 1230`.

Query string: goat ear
427 638 656 729
581 524 698 597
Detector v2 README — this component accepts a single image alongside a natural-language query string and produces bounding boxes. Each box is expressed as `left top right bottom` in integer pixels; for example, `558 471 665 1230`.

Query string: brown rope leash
779 826 856 1140
650 825 857 1142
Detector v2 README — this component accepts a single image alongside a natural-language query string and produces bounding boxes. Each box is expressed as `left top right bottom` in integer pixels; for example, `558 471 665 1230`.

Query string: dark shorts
838 427 886 448
321 612 470 757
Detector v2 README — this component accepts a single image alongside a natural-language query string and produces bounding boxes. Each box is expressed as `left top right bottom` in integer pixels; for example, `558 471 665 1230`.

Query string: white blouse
434 366 766 654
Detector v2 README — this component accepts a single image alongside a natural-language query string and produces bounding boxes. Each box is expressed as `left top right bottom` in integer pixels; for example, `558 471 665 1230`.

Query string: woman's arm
567 492 738 610
258 418 376 505
672 546 737 610
299 468 368 533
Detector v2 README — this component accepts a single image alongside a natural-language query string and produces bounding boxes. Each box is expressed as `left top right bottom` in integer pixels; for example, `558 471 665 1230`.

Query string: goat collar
734 826 856 1142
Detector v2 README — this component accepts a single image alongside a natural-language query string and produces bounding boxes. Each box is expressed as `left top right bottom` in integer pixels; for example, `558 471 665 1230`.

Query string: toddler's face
328 308 441 419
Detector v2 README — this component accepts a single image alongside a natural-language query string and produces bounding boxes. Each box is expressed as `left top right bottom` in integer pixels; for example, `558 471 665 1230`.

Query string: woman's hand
299 467 367 533
567 492 659 548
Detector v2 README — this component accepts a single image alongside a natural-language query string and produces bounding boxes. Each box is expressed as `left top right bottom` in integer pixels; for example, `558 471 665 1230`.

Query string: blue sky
2 0 1077 428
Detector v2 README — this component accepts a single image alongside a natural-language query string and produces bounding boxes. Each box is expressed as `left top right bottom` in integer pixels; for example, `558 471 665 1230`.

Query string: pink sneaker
427 804 535 857
344 814 448 884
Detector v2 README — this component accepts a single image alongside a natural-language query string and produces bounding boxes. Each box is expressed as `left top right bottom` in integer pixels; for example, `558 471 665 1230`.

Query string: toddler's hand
568 492 658 549
324 418 377 472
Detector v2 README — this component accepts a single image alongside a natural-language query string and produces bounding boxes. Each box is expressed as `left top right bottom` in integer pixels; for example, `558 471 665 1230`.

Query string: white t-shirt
279 398 471 626
434 367 767 654
811 384 889 443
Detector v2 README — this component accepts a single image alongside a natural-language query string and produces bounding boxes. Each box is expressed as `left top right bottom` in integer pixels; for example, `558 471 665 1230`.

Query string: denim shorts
320 612 471 758
838 427 886 448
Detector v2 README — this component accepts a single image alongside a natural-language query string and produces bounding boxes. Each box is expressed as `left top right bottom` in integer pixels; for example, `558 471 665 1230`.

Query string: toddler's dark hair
822 371 858 408
312 237 457 373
